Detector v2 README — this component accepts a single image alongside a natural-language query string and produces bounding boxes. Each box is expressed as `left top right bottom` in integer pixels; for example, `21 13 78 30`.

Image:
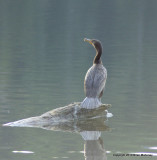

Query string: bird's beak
84 38 93 45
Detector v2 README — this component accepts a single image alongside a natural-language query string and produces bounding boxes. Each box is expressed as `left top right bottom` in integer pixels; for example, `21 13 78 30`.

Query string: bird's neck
93 47 102 64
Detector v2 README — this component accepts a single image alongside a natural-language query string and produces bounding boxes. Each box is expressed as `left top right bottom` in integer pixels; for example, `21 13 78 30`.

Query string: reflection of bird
81 38 107 109
84 137 107 160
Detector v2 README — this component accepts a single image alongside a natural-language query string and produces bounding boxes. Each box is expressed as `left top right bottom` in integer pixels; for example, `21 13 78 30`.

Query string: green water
0 0 157 159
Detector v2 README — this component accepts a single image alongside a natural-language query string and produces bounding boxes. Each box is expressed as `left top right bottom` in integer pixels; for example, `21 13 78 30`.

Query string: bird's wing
84 65 107 97
93 65 107 96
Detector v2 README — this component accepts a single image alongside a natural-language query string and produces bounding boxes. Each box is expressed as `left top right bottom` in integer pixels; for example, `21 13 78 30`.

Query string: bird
81 38 107 109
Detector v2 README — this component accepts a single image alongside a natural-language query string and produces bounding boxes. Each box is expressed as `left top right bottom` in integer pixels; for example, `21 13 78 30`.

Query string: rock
3 102 112 131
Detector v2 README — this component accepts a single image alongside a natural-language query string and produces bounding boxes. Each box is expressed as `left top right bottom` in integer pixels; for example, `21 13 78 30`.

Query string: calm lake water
0 0 157 160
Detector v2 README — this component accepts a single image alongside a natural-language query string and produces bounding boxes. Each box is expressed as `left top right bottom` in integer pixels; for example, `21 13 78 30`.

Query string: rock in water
3 102 112 128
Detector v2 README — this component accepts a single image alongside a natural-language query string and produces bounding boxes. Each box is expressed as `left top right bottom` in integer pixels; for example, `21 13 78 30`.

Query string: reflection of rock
3 102 112 129
32 117 110 133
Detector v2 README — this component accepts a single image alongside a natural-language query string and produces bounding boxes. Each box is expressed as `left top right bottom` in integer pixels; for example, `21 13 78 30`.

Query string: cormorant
81 38 107 109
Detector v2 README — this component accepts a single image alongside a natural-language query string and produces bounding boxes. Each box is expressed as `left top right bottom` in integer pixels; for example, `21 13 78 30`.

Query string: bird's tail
80 97 102 109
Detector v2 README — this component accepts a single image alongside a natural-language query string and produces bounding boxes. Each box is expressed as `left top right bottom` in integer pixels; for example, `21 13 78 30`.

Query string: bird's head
84 38 102 51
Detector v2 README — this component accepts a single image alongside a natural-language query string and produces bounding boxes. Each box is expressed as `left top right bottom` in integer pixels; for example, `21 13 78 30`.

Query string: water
0 0 157 159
